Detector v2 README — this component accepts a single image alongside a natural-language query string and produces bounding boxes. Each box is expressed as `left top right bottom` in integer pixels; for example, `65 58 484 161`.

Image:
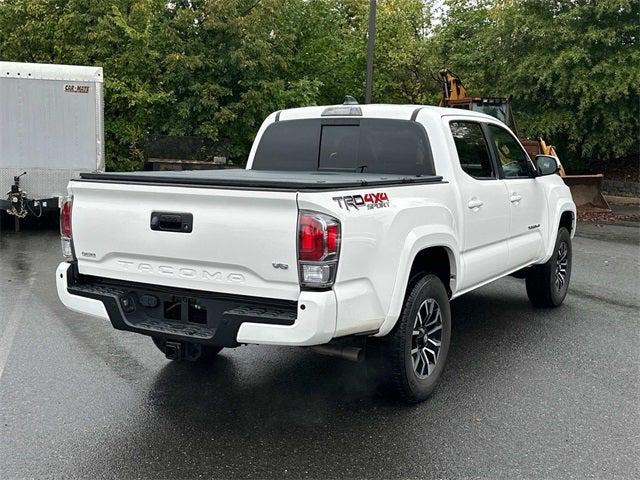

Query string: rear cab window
252 118 435 176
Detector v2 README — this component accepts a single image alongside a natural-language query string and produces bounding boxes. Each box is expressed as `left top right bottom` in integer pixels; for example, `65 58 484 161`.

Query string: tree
371 0 439 104
1 0 637 171
433 0 640 170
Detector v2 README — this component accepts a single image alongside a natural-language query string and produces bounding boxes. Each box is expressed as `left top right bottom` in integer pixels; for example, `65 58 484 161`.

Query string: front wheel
525 227 572 308
376 274 452 403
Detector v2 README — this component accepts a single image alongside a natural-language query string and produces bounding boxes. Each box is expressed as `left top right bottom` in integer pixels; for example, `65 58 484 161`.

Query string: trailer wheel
151 337 222 362
376 274 452 403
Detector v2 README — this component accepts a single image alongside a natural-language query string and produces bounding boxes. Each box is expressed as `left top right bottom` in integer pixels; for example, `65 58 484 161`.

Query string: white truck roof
1 61 103 82
276 103 495 122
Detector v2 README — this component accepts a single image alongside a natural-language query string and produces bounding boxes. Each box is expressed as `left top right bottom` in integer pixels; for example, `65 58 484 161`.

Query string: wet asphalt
0 221 638 479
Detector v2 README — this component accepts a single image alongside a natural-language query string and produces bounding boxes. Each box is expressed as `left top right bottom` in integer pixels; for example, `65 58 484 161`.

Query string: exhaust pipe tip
309 344 364 363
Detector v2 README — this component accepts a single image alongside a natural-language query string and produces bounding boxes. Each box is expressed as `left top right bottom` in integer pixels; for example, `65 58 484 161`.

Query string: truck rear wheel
377 274 452 403
525 227 572 308
151 337 222 362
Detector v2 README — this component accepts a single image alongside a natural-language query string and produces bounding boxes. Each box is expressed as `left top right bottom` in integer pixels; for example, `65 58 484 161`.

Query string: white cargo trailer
0 61 104 219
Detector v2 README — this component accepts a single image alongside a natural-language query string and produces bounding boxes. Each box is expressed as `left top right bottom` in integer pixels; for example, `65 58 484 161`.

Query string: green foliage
433 0 640 170
0 0 638 171
372 0 440 104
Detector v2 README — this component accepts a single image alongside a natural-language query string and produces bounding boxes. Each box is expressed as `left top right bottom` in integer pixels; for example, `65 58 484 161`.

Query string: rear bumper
56 262 336 347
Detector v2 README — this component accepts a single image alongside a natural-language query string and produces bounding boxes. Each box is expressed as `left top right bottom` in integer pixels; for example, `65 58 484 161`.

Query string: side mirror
534 155 560 176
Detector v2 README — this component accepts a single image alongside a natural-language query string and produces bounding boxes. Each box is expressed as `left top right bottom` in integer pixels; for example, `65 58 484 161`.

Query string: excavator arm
438 69 468 104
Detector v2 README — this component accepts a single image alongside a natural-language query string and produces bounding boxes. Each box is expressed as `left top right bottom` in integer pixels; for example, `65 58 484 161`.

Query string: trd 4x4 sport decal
332 192 390 211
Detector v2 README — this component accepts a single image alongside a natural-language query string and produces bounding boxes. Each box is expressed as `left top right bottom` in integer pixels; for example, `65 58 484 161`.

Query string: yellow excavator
438 69 609 210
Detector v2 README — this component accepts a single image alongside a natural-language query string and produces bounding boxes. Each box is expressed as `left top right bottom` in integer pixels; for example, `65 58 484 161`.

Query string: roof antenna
343 95 359 105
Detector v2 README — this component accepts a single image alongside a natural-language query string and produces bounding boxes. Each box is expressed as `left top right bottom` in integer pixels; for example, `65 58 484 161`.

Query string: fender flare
375 226 460 337
540 201 576 263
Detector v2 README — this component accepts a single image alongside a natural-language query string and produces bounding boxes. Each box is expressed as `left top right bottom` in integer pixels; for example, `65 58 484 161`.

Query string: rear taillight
297 211 341 288
60 196 75 260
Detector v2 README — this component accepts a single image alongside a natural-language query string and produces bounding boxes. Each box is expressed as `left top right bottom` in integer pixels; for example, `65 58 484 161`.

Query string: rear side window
252 119 320 171
449 121 495 179
253 118 434 176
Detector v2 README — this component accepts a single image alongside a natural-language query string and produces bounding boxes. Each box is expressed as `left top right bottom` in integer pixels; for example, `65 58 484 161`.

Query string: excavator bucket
522 138 608 210
562 174 611 210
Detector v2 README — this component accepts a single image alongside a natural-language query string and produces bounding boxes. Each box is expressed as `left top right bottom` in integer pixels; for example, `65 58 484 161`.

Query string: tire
377 274 452 403
525 227 572 308
151 337 223 362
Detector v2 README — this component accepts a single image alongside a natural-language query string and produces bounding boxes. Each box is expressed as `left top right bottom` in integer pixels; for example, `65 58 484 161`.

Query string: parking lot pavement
0 224 638 479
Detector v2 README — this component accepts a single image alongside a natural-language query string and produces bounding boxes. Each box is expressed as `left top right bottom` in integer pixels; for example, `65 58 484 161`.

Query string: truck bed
78 169 443 190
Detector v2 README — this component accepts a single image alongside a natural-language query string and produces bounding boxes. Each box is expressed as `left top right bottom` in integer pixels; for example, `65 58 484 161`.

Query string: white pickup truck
56 103 575 402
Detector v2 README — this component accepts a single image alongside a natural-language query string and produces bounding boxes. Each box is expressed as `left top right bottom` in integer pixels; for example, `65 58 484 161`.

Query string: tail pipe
309 344 364 363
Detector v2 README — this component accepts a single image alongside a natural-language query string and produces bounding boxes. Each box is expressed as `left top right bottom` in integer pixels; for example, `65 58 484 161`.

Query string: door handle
150 211 193 233
467 199 484 210
510 193 522 203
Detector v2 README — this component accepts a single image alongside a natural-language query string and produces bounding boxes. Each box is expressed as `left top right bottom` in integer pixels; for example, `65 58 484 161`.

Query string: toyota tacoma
56 102 575 402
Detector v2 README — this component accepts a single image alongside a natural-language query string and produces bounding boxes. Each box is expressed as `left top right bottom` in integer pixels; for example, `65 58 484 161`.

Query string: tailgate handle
150 212 193 233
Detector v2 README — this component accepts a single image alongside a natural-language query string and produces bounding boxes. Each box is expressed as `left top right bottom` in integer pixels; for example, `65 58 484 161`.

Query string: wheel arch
540 202 576 263
408 246 455 298
559 210 574 235
376 231 459 337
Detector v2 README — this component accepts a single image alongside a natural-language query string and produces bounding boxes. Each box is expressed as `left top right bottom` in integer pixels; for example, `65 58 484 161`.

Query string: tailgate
69 181 300 300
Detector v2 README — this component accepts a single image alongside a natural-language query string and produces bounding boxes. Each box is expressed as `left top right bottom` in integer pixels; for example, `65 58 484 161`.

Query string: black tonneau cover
78 169 443 190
